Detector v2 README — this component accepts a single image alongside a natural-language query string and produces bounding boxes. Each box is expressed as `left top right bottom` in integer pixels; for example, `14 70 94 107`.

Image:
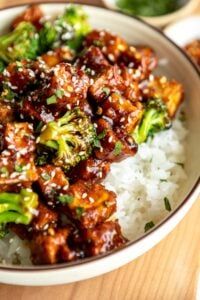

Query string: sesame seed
82 193 87 199
89 197 95 203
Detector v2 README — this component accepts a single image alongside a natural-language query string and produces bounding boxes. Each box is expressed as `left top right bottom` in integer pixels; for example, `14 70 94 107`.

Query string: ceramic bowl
102 0 199 27
0 3 199 286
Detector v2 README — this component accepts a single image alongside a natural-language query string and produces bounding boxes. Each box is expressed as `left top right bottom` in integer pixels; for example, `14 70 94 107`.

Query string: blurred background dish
164 16 200 46
102 0 199 27
164 16 200 67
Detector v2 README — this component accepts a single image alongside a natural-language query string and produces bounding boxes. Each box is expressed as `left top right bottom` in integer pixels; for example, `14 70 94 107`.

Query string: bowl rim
0 1 199 272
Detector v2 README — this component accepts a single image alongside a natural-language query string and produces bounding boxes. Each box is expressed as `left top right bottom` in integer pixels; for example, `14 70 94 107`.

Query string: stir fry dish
0 5 184 265
184 40 200 67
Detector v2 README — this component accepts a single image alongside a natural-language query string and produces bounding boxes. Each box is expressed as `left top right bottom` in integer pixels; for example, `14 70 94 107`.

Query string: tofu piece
36 165 69 206
0 151 38 184
41 47 75 68
0 122 38 185
31 227 75 264
101 92 143 134
94 118 137 162
89 65 125 103
147 76 184 117
84 30 128 63
82 221 127 256
119 45 158 81
4 122 35 154
184 40 200 66
0 103 14 124
30 202 58 232
89 64 142 104
44 63 90 113
60 180 116 229
75 46 110 77
12 5 44 30
69 157 110 183
3 61 37 94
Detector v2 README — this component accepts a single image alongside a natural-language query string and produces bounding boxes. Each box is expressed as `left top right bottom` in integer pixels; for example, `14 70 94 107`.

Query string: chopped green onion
46 95 57 105
58 194 74 204
93 138 101 148
41 173 51 181
175 162 184 168
14 164 24 173
55 89 64 99
144 221 155 232
76 206 84 217
164 197 171 212
102 87 110 96
97 130 106 140
114 141 123 156
0 167 8 176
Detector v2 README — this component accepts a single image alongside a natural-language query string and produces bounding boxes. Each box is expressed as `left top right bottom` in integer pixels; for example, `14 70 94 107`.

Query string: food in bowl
0 4 186 266
184 40 200 67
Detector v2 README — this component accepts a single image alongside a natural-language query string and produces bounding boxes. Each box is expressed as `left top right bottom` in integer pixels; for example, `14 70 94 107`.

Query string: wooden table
0 1 200 299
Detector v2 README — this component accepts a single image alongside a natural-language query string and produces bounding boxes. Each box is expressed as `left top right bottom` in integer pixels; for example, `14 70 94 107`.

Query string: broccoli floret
38 21 57 53
133 98 171 144
0 189 38 226
0 21 39 63
39 5 91 52
38 108 96 168
38 108 96 169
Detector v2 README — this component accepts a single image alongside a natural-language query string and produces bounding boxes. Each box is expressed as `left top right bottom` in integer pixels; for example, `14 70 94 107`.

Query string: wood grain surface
0 1 200 299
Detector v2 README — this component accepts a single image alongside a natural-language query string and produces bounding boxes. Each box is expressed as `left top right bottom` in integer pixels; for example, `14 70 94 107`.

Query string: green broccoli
39 5 91 52
133 98 171 144
38 108 96 169
38 21 57 53
0 189 38 226
0 60 5 73
0 21 39 63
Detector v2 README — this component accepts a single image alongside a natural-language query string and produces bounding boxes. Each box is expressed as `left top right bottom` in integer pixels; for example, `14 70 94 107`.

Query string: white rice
104 117 187 240
0 116 187 265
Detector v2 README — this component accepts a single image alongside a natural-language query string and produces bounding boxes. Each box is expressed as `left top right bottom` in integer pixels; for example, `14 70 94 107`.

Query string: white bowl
164 16 200 47
102 0 199 27
0 3 199 286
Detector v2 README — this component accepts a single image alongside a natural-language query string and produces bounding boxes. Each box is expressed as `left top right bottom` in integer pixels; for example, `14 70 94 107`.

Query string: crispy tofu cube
37 165 69 206
75 46 110 77
94 118 137 162
12 5 44 30
41 47 74 67
0 103 14 124
84 30 128 63
31 202 58 232
69 157 110 183
147 76 184 117
0 122 38 184
0 151 38 184
4 122 35 154
31 227 75 264
101 92 143 134
89 65 125 103
82 221 127 256
45 63 90 112
119 45 158 81
60 180 116 229
184 40 200 66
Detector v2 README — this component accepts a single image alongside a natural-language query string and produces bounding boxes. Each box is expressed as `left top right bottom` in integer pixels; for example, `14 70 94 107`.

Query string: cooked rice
0 116 187 265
